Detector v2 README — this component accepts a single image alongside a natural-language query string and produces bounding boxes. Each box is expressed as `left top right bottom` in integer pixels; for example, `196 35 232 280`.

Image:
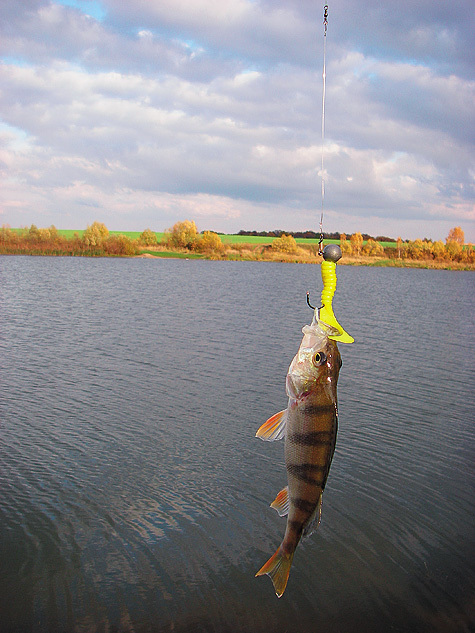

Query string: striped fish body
256 317 341 597
284 341 339 549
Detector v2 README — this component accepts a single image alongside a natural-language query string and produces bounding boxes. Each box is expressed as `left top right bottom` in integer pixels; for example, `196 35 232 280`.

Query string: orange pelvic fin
255 546 294 598
255 410 287 441
270 486 289 517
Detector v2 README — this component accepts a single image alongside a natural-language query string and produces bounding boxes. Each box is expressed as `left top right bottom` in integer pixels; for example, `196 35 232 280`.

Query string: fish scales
284 356 338 542
255 317 341 597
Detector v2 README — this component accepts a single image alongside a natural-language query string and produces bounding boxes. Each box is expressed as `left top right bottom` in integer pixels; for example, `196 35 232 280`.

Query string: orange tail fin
255 546 294 598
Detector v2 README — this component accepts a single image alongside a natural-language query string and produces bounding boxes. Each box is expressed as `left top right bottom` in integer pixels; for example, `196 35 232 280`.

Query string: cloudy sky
1 0 474 241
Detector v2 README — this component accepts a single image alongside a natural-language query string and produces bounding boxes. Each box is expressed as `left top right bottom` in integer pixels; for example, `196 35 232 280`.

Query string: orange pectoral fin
255 410 287 441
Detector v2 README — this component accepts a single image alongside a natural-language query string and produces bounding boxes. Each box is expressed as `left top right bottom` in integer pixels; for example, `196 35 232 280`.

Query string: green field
51 229 161 241
219 235 397 248
219 234 337 245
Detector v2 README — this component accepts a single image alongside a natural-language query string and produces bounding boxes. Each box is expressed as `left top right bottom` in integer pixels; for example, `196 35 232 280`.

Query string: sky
0 0 474 241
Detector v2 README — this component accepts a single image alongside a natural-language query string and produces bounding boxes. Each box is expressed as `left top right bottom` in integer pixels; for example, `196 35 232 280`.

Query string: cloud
0 0 473 241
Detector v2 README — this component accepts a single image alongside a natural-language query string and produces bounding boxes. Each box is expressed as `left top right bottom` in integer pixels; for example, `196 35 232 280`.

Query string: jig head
307 244 354 344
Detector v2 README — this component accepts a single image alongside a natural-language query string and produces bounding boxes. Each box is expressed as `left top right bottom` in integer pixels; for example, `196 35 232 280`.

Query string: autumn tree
431 240 446 260
104 234 138 256
396 237 402 259
340 233 352 256
446 227 464 245
362 238 384 257
195 231 224 253
83 221 109 247
271 234 298 254
139 228 157 246
350 232 363 256
445 240 462 260
0 225 14 244
166 220 198 249
27 224 41 241
49 225 59 240
38 228 52 241
407 239 425 259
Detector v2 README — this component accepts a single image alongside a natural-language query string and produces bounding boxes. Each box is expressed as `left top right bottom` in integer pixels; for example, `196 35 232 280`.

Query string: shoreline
1 251 473 270
135 252 473 270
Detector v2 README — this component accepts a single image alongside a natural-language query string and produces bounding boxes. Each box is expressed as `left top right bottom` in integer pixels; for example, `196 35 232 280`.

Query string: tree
0 225 14 244
271 234 298 254
83 221 109 247
446 227 464 245
431 240 446 260
139 228 157 246
195 231 224 253
407 239 424 259
445 240 462 260
362 238 384 257
38 228 52 241
104 234 138 256
396 237 402 259
28 224 40 241
166 220 198 249
350 232 363 256
340 233 352 256
49 225 59 239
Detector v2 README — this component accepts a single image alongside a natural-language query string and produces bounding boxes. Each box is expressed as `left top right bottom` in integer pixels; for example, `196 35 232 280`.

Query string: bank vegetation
1 221 473 270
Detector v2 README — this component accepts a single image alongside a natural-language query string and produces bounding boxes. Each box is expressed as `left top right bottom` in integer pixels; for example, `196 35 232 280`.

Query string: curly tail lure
318 244 354 344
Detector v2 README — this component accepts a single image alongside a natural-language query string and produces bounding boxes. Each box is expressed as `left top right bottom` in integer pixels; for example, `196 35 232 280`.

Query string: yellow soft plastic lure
318 244 354 344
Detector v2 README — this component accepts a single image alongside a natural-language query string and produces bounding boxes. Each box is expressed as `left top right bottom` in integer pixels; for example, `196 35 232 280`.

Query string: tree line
237 229 394 242
0 223 140 256
161 222 473 263
340 228 471 262
1 221 472 264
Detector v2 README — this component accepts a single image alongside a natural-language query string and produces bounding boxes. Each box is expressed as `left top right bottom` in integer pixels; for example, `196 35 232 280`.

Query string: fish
255 313 342 597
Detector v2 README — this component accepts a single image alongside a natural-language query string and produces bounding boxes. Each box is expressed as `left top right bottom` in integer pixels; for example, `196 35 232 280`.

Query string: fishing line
318 4 328 255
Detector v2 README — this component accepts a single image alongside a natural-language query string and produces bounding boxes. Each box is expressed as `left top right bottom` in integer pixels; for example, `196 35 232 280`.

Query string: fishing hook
306 292 323 311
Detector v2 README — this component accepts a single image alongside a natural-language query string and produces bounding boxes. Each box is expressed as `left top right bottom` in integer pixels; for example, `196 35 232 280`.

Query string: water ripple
0 257 474 633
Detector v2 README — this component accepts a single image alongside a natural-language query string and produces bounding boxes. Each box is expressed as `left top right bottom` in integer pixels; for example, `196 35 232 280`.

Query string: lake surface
0 256 474 633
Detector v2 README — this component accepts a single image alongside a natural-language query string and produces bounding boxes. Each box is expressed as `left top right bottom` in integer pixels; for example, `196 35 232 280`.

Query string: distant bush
407 239 425 259
0 222 135 257
165 220 198 249
139 228 157 246
350 232 363 256
104 234 138 256
339 234 353 256
194 231 224 254
271 234 298 254
445 240 463 260
431 240 446 260
83 221 109 247
362 238 384 257
1 225 21 248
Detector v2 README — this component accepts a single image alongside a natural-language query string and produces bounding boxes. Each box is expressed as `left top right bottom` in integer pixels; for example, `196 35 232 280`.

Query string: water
0 256 474 633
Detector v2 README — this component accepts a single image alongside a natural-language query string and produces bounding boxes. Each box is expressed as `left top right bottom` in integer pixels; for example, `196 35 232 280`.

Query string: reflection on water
0 257 474 632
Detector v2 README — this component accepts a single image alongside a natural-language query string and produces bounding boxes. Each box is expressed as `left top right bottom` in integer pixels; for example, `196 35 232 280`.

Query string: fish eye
312 351 327 366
